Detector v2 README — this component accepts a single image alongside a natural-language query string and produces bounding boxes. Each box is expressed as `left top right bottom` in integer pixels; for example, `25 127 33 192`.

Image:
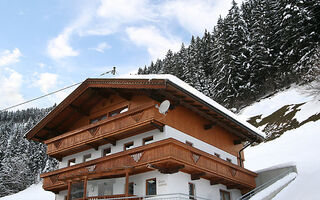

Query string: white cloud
0 48 22 66
126 26 181 60
0 68 24 110
160 0 230 35
80 0 155 37
34 72 58 93
47 28 79 59
47 11 92 59
97 0 154 22
89 42 110 53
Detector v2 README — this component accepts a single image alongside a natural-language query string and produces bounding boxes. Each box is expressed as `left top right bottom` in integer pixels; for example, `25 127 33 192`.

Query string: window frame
83 154 91 162
124 141 134 151
90 114 107 124
188 182 195 199
109 105 129 117
143 136 154 145
146 178 157 195
128 182 134 195
220 190 231 200
68 158 76 167
102 147 111 157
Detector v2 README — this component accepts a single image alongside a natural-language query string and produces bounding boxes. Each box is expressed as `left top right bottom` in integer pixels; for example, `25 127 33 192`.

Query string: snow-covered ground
0 183 54 200
241 84 320 199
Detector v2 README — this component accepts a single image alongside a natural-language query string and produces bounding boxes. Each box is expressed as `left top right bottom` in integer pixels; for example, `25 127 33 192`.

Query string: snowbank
250 172 297 200
0 183 54 200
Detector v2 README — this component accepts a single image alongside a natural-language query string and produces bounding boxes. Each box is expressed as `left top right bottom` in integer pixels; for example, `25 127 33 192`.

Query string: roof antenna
100 67 116 76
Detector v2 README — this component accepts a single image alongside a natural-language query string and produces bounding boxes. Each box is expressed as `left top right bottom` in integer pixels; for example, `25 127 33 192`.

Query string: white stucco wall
166 172 241 200
59 125 237 169
59 128 165 169
164 126 238 164
55 171 241 200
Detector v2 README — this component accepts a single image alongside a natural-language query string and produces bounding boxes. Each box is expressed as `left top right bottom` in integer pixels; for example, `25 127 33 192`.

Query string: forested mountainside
138 0 320 111
0 108 58 197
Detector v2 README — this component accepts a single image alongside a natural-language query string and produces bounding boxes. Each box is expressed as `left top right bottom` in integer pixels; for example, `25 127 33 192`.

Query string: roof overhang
26 75 265 143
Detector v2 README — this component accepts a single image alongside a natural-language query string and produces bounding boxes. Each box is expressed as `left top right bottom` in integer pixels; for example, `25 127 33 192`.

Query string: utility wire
1 82 83 112
0 67 117 112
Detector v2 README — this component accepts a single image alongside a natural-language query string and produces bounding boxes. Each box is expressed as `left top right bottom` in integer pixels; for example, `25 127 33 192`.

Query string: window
109 106 129 117
90 114 107 124
186 141 193 147
189 182 195 199
83 154 91 162
226 158 232 163
214 153 220 158
129 182 134 195
102 147 111 157
146 178 156 195
124 142 134 151
70 181 84 200
68 158 76 167
143 136 153 145
220 190 231 200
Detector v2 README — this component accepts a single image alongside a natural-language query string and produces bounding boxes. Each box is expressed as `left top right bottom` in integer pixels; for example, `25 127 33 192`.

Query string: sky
0 0 239 110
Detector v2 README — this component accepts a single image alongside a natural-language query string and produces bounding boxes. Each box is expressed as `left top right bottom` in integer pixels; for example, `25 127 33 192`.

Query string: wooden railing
41 138 257 192
45 102 163 158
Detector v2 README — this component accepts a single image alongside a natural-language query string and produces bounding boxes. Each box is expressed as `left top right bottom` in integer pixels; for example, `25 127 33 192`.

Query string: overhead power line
0 67 117 112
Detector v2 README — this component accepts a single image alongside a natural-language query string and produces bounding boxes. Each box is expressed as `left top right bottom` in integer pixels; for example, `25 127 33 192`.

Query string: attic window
109 106 129 117
90 115 107 124
124 141 134 151
68 158 76 167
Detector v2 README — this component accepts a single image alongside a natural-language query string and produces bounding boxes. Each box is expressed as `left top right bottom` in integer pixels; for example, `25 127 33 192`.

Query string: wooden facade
26 77 264 199
41 138 256 193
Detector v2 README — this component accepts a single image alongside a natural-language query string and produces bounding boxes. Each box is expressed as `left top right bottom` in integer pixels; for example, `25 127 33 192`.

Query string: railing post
83 177 88 200
125 169 130 196
67 181 71 200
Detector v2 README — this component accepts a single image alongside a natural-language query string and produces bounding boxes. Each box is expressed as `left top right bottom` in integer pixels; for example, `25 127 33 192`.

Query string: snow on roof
109 74 266 139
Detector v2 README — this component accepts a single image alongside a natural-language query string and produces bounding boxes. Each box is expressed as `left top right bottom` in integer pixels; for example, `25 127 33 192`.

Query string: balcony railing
45 102 164 158
41 138 257 193
86 193 211 200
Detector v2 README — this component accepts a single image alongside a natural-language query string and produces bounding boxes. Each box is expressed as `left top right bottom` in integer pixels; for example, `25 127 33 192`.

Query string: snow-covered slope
0 183 54 200
240 84 320 200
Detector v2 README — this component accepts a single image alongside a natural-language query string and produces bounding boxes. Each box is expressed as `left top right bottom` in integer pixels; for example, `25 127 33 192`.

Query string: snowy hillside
241 84 320 199
0 183 54 200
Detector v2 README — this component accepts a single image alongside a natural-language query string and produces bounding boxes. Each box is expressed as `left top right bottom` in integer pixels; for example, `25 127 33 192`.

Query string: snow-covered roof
112 74 266 139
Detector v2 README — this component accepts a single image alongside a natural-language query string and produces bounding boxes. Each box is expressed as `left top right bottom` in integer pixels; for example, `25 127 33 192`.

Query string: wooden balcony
45 102 164 159
41 138 257 194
